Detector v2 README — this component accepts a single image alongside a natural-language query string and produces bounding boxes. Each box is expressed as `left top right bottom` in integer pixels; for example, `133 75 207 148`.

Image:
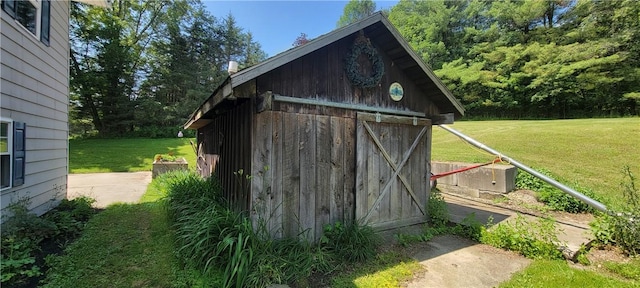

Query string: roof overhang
184 12 464 129
73 0 112 8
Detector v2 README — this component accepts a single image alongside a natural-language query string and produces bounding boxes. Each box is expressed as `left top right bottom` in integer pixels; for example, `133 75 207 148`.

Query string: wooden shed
184 12 464 240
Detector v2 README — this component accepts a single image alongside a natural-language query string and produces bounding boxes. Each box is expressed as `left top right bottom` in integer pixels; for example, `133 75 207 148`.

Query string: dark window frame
2 0 50 46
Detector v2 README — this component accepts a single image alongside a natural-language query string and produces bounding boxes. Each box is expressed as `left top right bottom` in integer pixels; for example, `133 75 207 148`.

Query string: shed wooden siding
256 33 441 118
1 1 70 216
197 100 253 211
251 111 356 240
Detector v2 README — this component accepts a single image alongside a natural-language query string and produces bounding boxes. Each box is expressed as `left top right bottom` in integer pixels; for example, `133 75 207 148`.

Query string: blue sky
204 1 399 57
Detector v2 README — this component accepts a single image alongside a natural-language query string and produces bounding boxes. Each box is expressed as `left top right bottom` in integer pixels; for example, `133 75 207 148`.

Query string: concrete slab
67 172 152 208
407 235 531 288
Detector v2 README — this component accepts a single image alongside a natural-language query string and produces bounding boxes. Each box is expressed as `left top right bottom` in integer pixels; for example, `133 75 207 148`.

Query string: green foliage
337 0 376 27
397 197 482 246
388 0 640 117
590 166 640 256
321 221 380 263
427 190 449 227
0 236 41 285
480 214 563 260
515 168 552 191
1 197 96 286
515 168 599 213
165 171 318 287
70 0 267 138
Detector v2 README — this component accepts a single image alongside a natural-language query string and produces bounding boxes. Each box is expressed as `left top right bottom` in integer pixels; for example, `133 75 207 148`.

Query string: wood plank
343 118 356 223
425 125 433 217
329 117 345 224
299 114 317 241
357 112 430 126
282 112 300 238
251 112 273 227
315 115 332 239
390 123 403 221
407 126 419 218
379 123 393 222
366 121 380 225
355 119 368 223
271 111 284 238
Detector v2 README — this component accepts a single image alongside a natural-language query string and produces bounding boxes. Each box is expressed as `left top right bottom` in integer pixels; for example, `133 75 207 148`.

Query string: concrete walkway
67 172 152 208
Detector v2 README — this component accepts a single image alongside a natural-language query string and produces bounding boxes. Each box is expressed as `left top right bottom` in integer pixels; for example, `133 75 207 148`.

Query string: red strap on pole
430 158 500 181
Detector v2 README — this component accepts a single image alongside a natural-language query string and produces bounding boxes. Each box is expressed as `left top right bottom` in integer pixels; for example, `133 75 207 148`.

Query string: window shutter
13 121 25 187
40 0 50 45
1 0 17 19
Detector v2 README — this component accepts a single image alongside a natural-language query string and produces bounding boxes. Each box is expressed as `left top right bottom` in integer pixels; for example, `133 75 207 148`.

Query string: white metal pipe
438 124 609 213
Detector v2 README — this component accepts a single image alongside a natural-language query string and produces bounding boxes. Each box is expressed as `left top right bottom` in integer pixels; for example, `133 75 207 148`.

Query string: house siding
1 1 70 216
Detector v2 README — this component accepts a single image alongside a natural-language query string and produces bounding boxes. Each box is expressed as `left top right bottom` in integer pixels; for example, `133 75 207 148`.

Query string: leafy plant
427 190 449 227
1 197 96 286
480 214 564 260
154 152 177 162
321 221 379 263
516 168 553 191
516 168 599 213
591 166 640 255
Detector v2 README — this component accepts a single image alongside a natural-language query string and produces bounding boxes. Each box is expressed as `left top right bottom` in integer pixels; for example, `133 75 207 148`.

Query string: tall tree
337 0 376 27
70 0 169 136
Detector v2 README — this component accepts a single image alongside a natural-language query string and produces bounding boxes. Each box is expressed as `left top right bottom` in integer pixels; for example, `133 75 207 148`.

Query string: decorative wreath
344 34 385 88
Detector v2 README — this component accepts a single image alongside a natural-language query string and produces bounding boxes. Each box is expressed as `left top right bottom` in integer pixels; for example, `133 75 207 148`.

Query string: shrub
321 221 379 263
1 197 96 286
516 168 599 213
427 190 449 227
590 166 640 256
480 214 564 260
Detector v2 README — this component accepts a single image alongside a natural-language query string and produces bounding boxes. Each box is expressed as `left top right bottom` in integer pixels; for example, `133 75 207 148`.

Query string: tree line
386 0 639 118
70 0 266 137
71 0 639 138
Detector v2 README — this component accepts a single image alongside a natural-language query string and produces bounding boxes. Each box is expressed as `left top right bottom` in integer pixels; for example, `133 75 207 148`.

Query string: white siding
1 1 70 216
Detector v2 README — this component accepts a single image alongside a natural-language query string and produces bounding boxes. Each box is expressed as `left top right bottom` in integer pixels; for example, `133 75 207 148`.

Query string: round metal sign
389 82 404 101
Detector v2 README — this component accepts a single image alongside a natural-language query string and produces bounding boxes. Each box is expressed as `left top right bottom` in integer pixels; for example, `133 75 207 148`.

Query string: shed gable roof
186 12 464 129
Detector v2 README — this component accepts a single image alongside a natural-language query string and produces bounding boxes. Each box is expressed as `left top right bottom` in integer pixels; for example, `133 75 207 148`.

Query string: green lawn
69 138 197 173
499 260 639 288
432 118 640 209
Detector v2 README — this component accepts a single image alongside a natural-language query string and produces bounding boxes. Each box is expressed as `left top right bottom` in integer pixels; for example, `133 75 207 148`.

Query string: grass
433 118 640 209
330 250 424 287
42 178 215 288
42 203 177 287
69 138 197 173
499 260 639 288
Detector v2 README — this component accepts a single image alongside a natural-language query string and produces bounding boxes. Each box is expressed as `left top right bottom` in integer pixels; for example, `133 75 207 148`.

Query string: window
0 120 25 190
1 0 50 46
0 121 10 189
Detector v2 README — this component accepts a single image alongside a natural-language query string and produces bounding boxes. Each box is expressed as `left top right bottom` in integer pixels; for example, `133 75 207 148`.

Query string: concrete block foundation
432 161 517 198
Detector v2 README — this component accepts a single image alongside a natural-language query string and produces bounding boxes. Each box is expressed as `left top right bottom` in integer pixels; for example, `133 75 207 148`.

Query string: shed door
355 112 431 230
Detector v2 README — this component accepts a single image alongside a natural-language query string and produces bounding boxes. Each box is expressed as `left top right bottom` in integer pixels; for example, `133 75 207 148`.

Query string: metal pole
438 124 609 213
